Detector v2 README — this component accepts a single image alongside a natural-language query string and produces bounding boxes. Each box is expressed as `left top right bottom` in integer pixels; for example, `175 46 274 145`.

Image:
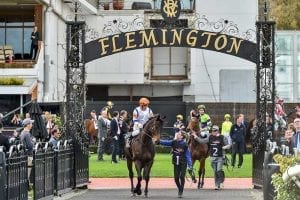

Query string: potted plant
113 0 124 10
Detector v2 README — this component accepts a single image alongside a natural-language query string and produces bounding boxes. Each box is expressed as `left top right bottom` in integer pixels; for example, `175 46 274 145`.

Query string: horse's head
143 114 165 144
187 117 200 132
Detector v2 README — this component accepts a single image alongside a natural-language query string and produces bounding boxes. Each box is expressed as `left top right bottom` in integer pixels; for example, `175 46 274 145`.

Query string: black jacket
0 134 10 152
31 31 39 46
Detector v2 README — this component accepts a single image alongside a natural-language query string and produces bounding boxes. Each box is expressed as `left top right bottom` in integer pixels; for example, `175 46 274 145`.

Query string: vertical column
252 21 275 188
65 20 88 188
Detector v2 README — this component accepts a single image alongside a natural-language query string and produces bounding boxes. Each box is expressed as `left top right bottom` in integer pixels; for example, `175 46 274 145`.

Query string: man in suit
110 111 120 163
30 26 39 60
291 117 300 152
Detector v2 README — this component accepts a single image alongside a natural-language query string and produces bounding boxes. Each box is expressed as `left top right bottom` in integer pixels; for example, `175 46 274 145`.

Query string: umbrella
29 101 48 140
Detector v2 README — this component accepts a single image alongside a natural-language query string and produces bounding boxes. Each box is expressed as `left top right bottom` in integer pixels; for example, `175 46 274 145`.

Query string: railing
55 140 74 195
0 139 84 200
33 142 55 200
5 145 28 200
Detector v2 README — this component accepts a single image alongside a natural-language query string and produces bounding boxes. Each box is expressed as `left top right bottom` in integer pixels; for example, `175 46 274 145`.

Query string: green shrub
271 154 300 200
0 77 24 85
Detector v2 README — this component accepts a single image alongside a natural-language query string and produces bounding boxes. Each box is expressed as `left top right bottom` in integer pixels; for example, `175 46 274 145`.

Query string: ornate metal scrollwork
65 21 87 144
253 21 275 155
190 14 256 42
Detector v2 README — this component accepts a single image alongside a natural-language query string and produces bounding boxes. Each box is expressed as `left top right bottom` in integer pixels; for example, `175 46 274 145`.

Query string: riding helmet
107 101 114 107
139 97 150 106
224 114 231 119
176 114 183 120
197 104 206 110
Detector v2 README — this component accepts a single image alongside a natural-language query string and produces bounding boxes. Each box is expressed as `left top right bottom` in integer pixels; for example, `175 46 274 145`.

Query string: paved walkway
88 178 253 190
53 178 263 200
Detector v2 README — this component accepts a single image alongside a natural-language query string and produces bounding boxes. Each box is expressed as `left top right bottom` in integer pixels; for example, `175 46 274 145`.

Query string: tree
269 0 300 30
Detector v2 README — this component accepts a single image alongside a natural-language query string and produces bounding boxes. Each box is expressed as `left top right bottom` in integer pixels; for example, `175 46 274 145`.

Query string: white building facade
3 0 298 112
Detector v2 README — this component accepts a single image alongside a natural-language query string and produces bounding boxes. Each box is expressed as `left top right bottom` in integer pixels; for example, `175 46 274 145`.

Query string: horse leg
143 161 153 198
199 159 206 188
134 161 142 195
126 159 135 196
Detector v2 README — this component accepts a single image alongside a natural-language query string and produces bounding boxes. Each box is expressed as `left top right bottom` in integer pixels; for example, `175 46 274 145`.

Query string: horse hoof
137 190 142 195
131 193 136 197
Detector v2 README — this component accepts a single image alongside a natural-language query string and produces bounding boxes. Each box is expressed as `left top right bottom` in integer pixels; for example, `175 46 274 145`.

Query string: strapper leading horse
124 114 165 197
187 117 209 189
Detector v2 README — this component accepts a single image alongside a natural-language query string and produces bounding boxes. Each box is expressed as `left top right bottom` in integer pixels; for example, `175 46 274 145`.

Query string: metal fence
33 142 55 200
0 145 28 200
55 140 74 195
0 139 84 200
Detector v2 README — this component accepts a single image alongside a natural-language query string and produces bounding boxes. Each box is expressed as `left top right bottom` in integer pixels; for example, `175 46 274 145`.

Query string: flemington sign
84 0 256 63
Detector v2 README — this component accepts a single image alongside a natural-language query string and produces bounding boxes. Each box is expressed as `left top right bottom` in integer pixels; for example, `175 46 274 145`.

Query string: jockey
173 114 185 135
125 97 153 147
197 104 212 137
101 101 114 120
131 119 143 137
132 97 153 127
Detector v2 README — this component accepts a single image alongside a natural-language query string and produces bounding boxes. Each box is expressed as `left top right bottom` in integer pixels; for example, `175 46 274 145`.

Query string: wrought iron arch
64 2 275 189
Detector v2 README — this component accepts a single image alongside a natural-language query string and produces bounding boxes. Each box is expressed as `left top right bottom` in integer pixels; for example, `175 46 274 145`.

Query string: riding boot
125 133 132 148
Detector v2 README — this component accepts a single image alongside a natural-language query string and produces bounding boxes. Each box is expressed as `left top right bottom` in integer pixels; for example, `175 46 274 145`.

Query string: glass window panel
6 22 22 26
153 47 169 76
24 22 34 26
275 65 293 83
276 55 293 66
24 28 32 54
6 28 22 54
171 47 187 75
298 35 300 66
0 28 4 45
276 35 293 54
276 83 293 101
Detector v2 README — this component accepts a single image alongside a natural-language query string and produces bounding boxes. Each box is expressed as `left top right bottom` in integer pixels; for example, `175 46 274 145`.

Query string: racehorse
124 114 165 197
84 119 98 144
187 117 209 189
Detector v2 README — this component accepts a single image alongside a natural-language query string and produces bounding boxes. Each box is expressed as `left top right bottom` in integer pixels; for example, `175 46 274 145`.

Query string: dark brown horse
124 114 164 197
84 119 98 144
187 117 209 189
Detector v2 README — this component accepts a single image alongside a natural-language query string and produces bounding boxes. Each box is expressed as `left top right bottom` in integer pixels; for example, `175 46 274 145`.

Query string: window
151 47 188 79
0 14 34 57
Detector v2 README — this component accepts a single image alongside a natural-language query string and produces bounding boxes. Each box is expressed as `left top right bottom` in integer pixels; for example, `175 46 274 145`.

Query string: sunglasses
212 129 218 132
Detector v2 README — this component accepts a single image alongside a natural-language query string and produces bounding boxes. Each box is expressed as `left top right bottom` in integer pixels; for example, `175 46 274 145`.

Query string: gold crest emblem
161 0 181 24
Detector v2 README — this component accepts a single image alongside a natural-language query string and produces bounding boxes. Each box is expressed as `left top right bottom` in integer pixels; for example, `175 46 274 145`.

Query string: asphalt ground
56 188 263 200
